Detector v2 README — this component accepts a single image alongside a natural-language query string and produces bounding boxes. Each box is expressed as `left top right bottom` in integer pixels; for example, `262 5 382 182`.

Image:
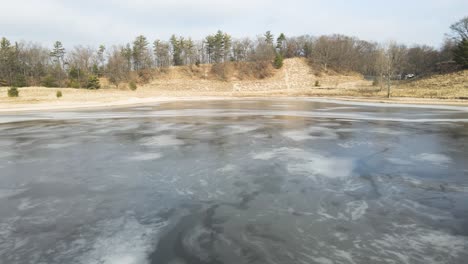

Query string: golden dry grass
394 70 468 99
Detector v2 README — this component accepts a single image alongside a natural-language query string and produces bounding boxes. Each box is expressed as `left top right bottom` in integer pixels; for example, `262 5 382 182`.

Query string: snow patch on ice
371 227 467 263
128 153 162 161
79 216 166 264
140 135 184 147
43 142 77 149
217 164 236 172
283 126 338 141
226 124 261 134
253 151 276 160
338 140 373 149
387 158 413 166
411 153 452 165
253 148 354 178
345 200 368 220
369 127 404 135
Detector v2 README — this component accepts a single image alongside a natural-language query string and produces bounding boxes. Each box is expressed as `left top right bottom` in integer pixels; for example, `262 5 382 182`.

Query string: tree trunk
379 74 384 91
387 76 391 98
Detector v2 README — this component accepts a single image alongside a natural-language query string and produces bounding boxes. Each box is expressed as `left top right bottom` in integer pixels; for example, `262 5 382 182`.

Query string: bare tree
106 46 128 88
374 47 387 91
449 16 468 41
67 46 96 87
252 36 275 62
312 36 333 70
283 35 314 58
406 45 439 75
380 42 406 98
232 38 253 62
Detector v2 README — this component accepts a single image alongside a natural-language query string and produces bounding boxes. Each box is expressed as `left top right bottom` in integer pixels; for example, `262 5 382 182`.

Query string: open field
1 58 467 111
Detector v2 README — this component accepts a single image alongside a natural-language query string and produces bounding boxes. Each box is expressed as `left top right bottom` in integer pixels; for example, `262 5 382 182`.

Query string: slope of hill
146 57 371 93
394 70 468 99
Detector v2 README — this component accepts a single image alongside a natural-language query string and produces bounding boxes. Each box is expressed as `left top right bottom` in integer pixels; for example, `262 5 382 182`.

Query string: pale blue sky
1 0 466 48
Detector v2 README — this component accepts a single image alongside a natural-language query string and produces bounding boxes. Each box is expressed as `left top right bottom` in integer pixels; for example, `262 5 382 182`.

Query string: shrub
68 67 81 79
273 53 284 69
211 62 233 80
315 80 320 87
129 81 137 91
86 75 101 89
67 79 80 88
211 61 274 80
7 87 19 97
42 74 58 88
12 75 28 87
251 61 274 79
372 78 379 86
56 90 62 98
237 61 273 79
92 64 101 76
138 69 153 83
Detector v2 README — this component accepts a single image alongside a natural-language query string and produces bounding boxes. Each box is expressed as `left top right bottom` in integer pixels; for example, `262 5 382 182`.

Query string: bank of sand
1 58 467 112
1 88 467 113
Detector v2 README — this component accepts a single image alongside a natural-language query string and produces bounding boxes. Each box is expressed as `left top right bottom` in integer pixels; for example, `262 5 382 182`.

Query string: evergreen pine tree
132 35 149 71
264 31 274 46
274 53 284 69
276 33 286 55
170 35 183 66
86 75 101 89
0 37 16 85
223 33 232 62
50 41 65 66
453 38 468 68
121 44 133 71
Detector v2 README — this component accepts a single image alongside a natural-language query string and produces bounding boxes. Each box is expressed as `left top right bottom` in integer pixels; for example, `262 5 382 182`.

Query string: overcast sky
1 0 466 48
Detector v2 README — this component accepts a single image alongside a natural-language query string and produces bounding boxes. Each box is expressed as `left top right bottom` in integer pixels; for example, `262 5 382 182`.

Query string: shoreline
1 95 467 113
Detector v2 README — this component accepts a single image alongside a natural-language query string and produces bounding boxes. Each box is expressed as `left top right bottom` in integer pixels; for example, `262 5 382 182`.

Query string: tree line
1 17 467 89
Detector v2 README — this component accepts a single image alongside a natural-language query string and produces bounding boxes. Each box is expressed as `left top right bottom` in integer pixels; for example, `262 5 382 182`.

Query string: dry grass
394 70 468 99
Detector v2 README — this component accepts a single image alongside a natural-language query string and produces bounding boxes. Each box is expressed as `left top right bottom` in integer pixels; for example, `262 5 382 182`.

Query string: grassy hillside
393 70 468 99
1 58 467 108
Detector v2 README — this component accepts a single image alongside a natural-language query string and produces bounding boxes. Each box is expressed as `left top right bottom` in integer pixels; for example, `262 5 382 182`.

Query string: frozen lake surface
1 99 468 264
